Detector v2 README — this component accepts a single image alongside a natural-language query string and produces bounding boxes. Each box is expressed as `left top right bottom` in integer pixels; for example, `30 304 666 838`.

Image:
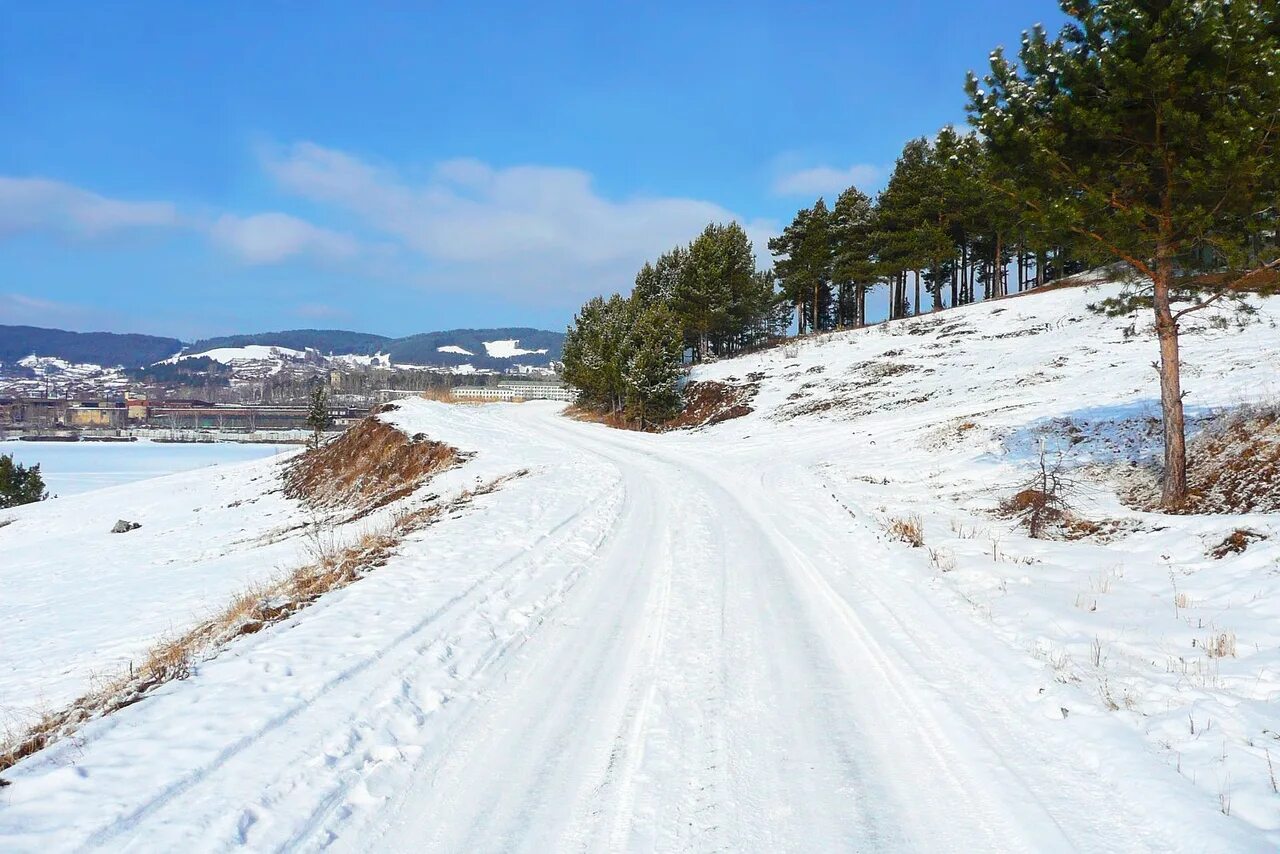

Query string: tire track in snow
75 459 626 852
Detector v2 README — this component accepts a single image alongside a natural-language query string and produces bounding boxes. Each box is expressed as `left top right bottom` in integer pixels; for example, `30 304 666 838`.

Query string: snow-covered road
0 399 1264 851
358 407 1247 853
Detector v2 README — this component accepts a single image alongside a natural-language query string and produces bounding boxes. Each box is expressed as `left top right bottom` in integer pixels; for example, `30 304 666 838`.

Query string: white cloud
0 177 178 238
261 142 777 302
772 164 883 197
208 212 360 265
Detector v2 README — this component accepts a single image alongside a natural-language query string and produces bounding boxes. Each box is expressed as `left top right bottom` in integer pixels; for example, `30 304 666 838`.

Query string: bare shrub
998 436 1100 539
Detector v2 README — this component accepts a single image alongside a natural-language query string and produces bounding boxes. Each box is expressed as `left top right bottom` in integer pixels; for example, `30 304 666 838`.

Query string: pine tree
625 304 684 428
968 0 1280 507
831 187 877 327
770 201 833 334
875 139 942 318
0 454 49 508
306 385 332 449
563 294 635 413
675 223 758 360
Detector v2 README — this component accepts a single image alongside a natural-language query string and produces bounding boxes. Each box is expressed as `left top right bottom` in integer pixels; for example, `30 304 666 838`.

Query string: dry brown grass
417 387 458 403
885 514 925 548
1209 528 1267 559
283 416 461 514
564 405 643 431
1200 631 1238 659
1183 409 1280 513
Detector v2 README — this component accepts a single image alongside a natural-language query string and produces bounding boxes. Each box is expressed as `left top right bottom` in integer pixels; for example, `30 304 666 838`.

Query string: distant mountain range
0 325 565 371
0 326 184 369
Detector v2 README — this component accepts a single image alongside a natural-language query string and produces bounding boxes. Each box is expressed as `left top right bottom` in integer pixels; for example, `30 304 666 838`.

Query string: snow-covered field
0 440 291 496
1 280 1278 851
482 338 549 358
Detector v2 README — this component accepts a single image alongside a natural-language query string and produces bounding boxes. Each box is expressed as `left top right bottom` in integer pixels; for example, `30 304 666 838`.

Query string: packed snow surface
483 338 548 358
2 281 1279 851
0 439 290 496
436 345 474 356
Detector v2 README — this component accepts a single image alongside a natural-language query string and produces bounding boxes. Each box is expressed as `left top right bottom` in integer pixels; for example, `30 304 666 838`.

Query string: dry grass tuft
1208 528 1266 560
927 546 956 572
1200 631 1238 659
885 514 925 548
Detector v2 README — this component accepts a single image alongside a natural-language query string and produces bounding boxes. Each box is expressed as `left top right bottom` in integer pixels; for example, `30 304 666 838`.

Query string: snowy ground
1 281 1278 851
0 440 291 496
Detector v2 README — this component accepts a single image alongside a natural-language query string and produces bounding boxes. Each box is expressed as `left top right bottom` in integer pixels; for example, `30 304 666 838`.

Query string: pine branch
1171 258 1280 322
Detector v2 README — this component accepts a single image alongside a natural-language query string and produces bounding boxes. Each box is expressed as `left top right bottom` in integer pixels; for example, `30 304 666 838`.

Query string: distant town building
65 400 127 428
452 381 578 403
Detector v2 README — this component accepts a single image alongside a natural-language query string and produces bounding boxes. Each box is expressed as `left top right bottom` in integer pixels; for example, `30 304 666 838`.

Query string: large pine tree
968 0 1280 508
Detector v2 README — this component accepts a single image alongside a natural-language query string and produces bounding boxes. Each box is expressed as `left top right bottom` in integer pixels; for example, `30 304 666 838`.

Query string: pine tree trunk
994 233 1003 297
1153 253 1189 508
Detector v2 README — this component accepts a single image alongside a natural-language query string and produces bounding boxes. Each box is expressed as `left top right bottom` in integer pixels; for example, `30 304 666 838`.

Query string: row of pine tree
563 0 1279 511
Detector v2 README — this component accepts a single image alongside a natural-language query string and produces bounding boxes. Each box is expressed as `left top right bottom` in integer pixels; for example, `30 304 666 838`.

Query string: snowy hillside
1 280 1278 851
689 280 1280 839
0 355 131 398
167 344 308 366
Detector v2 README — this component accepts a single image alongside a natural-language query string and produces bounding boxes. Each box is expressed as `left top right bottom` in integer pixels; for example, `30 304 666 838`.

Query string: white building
452 381 578 403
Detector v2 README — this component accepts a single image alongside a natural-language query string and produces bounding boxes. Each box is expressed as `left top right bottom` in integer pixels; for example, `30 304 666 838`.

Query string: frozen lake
0 440 296 497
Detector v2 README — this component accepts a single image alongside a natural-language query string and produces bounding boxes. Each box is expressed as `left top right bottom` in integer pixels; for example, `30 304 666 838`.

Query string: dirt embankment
567 379 758 433
1181 408 1280 513
664 380 758 430
283 416 461 513
1115 406 1280 514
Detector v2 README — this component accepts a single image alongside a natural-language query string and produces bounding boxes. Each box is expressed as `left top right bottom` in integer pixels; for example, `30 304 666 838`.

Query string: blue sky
0 1 1065 340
